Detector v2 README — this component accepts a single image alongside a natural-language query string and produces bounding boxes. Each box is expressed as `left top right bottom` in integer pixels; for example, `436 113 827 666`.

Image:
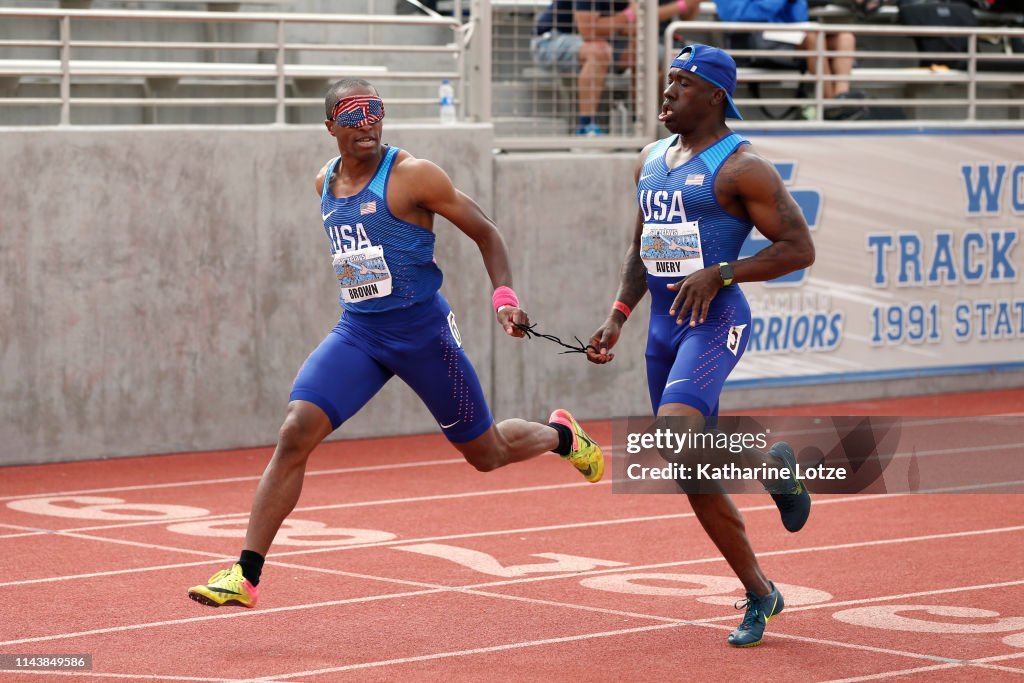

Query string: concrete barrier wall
491 152 655 423
0 124 495 464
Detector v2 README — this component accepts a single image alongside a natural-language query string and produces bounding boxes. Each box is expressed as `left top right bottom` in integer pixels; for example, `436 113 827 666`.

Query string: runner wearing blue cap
586 44 815 647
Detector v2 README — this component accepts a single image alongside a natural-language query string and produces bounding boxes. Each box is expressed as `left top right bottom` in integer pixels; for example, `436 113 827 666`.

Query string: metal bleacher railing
0 5 465 125
663 20 1024 125
487 0 1024 149
0 1 1022 142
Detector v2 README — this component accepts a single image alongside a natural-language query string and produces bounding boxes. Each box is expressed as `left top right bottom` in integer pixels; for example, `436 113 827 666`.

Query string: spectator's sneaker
728 582 785 648
575 122 607 136
764 441 811 532
825 91 870 121
549 409 604 482
188 564 259 608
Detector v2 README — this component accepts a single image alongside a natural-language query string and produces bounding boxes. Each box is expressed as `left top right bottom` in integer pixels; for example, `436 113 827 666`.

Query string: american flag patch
685 174 705 186
360 201 377 214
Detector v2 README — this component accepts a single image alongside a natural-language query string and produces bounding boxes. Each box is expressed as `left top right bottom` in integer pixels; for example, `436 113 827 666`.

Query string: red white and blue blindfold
331 95 386 128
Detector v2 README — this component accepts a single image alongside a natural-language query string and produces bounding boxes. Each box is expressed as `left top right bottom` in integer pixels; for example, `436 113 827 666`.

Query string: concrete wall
491 152 654 423
0 124 494 464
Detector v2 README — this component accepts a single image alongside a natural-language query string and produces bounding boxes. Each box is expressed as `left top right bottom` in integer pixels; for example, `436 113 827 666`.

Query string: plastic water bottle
439 79 456 125
612 101 630 136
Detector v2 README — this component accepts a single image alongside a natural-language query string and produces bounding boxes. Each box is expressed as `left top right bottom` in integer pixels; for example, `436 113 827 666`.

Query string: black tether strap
514 322 594 355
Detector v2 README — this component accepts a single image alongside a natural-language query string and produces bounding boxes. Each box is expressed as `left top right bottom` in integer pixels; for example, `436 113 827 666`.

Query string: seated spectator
532 0 699 135
714 0 867 119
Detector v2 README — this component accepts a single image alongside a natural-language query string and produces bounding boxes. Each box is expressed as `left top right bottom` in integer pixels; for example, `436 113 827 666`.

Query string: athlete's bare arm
586 143 655 364
397 156 529 338
716 146 815 282
666 146 815 327
314 160 333 197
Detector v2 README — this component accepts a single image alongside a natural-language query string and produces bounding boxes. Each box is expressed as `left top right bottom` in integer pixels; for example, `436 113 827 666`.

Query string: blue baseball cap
670 44 743 120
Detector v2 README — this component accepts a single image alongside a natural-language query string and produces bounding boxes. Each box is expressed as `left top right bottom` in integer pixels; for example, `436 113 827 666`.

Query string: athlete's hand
667 267 723 327
586 317 622 364
497 306 529 338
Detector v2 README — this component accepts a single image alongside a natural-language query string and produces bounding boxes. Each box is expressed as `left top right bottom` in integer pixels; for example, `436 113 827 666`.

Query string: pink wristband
676 0 688 14
492 286 520 312
622 6 636 22
612 301 631 319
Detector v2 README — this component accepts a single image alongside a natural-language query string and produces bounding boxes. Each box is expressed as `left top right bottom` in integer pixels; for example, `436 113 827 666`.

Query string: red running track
1 389 1023 682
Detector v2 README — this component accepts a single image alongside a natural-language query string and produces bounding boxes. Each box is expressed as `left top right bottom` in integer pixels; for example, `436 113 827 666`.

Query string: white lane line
0 670 249 682
0 458 466 502
0 587 453 647
819 661 1024 683
247 622 688 680
962 663 1024 675
969 651 1024 665
0 481 602 540
54 531 229 559
819 663 964 682
5 436 1022 543
0 415 1018 506
0 522 55 533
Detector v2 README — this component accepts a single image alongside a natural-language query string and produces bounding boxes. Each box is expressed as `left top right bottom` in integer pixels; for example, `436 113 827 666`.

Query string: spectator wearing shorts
532 0 699 135
715 0 867 119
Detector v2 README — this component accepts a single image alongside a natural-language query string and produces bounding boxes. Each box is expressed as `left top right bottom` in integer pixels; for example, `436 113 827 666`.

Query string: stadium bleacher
0 2 461 124
54 0 291 8
0 0 1021 135
488 0 1023 142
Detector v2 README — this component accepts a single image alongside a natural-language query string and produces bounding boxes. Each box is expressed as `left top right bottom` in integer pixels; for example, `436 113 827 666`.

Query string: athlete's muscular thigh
291 329 394 430
661 290 750 411
381 305 493 445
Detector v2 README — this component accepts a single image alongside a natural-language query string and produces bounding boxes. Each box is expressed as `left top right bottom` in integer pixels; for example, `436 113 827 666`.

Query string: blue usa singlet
638 132 756 415
320 145 443 313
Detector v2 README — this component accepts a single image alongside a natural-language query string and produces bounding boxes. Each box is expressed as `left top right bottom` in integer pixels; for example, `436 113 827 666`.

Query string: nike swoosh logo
322 209 335 221
664 379 689 389
207 587 241 595
640 173 655 181
440 420 460 429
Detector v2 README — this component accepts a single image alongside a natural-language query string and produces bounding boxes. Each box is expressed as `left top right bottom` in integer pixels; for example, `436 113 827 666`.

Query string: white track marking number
166 519 396 547
834 605 1024 648
393 543 627 577
580 572 832 607
7 496 209 521
1004 631 1024 648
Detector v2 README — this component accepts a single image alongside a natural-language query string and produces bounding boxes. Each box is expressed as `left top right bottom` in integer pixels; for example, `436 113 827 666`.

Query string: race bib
333 245 393 303
640 221 704 278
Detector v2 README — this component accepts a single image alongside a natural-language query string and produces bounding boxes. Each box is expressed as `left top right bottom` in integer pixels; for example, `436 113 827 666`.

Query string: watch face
720 263 733 282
